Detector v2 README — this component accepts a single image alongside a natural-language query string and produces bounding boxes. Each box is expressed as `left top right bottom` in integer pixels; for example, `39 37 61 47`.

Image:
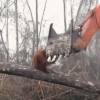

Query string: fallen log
0 62 100 94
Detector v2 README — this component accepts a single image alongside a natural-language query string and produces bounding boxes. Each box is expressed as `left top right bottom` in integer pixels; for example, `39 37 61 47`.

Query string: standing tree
63 0 67 32
38 0 48 40
26 0 35 55
36 0 38 50
6 0 9 62
15 0 19 63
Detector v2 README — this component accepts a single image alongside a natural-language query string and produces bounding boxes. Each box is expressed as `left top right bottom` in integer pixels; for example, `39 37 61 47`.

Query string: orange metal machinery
72 4 100 51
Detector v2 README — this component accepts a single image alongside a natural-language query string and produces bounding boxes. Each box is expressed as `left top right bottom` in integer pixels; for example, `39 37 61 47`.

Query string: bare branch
0 30 9 58
38 0 48 38
0 1 14 16
26 0 35 55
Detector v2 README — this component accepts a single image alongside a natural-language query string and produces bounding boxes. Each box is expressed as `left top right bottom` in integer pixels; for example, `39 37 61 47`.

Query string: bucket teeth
52 55 57 61
47 56 52 62
47 49 70 62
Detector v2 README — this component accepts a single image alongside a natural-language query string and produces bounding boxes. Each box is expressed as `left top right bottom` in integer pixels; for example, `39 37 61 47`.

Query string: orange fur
32 50 55 73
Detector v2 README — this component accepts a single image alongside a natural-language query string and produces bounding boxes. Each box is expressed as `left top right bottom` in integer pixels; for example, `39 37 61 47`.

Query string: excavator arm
72 4 100 52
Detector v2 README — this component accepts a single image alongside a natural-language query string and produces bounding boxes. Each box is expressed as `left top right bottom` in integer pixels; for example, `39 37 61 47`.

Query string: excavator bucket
46 23 69 58
72 4 100 52
47 4 100 56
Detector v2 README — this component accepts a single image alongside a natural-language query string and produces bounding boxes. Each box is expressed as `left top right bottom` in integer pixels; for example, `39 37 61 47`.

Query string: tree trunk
36 0 38 50
6 0 9 62
38 0 48 38
15 0 19 63
26 0 35 55
63 0 67 32
0 62 100 94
